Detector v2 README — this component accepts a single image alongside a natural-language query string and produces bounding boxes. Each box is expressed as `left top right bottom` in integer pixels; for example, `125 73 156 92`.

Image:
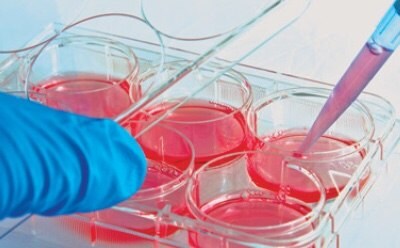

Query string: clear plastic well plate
0 1 399 247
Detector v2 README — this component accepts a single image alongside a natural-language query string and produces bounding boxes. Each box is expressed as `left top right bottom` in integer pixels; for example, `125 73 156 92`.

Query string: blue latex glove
0 92 146 220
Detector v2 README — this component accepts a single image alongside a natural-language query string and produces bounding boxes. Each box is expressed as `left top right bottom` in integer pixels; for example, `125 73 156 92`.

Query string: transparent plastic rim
16 13 164 98
138 61 253 124
186 150 326 235
63 14 165 81
140 0 283 41
21 35 139 96
131 124 195 201
358 90 396 142
248 87 375 161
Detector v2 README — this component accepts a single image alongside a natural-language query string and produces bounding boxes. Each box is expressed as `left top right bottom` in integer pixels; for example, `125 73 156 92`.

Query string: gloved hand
0 92 146 220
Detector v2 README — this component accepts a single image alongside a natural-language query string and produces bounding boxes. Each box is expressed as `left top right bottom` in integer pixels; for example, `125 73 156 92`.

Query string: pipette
299 0 400 152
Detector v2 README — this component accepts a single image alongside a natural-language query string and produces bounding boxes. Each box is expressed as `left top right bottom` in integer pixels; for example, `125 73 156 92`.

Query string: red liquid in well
248 132 368 202
133 124 195 172
64 163 187 244
64 212 179 244
135 160 189 217
140 163 182 190
31 74 132 118
129 99 257 169
190 195 313 247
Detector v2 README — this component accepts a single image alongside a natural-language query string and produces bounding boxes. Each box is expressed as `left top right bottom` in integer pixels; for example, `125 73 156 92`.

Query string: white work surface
2 0 400 247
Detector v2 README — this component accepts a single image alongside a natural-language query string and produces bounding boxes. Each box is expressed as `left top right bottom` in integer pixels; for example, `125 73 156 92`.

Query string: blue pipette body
300 0 400 152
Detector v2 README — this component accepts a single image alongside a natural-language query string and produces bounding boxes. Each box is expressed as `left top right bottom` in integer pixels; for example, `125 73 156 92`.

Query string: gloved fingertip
106 119 148 199
65 118 148 213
